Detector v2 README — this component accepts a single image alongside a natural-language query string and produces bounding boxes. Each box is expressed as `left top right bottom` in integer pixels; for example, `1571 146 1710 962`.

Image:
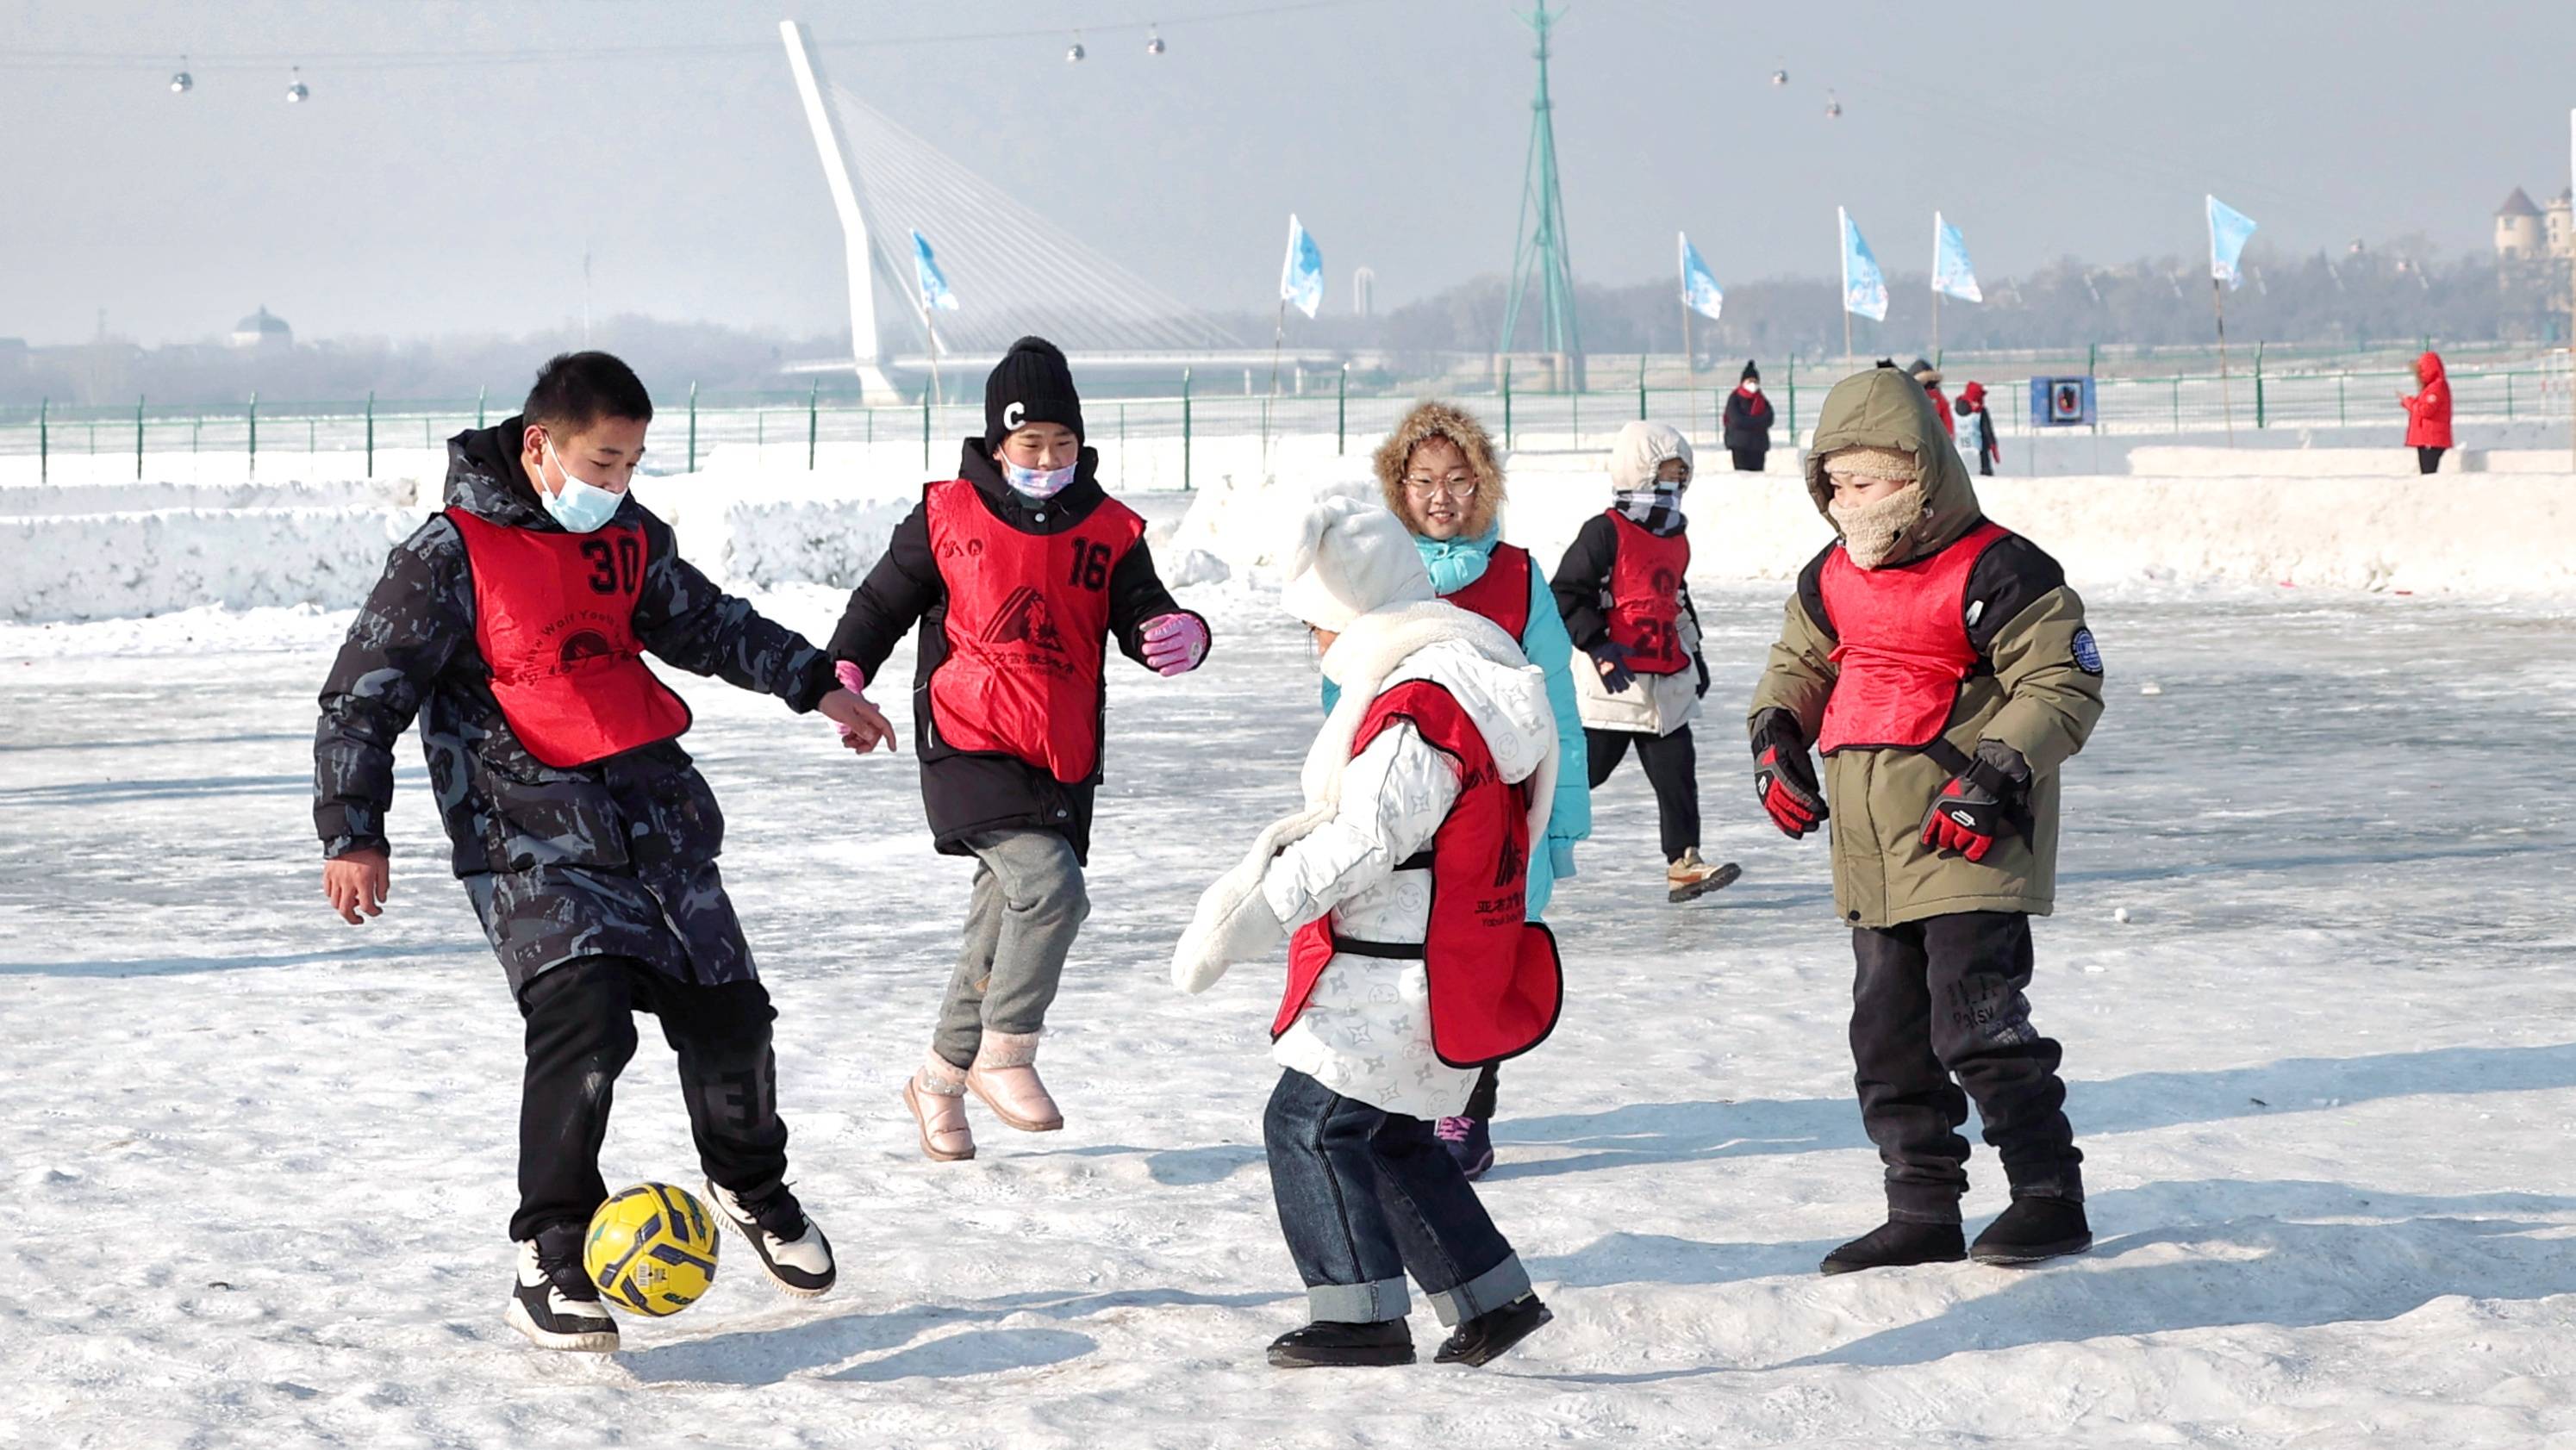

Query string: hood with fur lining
1372 400 1506 541
1804 364 1984 568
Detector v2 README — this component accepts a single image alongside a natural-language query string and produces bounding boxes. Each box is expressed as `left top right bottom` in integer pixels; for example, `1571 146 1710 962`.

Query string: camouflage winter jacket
311 418 838 991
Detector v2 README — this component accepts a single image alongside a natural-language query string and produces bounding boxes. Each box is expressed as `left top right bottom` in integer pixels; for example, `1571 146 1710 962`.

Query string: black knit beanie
983 336 1084 448
1740 359 1760 383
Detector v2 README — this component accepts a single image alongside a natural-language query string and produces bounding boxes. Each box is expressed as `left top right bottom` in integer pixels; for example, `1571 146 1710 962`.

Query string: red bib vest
1443 543 1532 639
446 507 692 769
1605 511 1692 675
1815 520 2012 754
1272 680 1564 1069
924 479 1145 784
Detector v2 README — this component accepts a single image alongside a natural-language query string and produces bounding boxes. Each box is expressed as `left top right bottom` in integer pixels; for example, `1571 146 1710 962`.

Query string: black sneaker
505 1227 619 1353
1267 1318 1416 1369
1819 1219 1967 1275
1971 1197 2093 1266
707 1179 836 1298
1433 1292 1552 1366
1434 1116 1495 1180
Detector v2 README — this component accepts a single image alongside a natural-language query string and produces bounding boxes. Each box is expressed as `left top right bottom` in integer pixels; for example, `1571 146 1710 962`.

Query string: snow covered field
4 556 2574 1447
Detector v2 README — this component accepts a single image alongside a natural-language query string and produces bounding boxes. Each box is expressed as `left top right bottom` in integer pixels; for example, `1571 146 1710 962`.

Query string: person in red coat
1907 358 1955 441
2398 351 2452 474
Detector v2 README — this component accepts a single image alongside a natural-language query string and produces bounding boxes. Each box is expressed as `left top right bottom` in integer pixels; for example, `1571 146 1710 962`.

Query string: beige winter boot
1667 849 1743 904
902 1052 976 1161
966 1030 1064 1132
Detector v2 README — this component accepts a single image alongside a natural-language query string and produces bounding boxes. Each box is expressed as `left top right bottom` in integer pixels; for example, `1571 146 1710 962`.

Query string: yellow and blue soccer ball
584 1183 720 1316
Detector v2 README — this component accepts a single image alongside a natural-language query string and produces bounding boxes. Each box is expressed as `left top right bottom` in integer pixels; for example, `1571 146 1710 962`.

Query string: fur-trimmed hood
1804 364 1984 567
1372 400 1506 540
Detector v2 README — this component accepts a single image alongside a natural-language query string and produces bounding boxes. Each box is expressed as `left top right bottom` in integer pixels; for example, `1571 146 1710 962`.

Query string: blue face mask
539 438 625 532
1002 460 1078 500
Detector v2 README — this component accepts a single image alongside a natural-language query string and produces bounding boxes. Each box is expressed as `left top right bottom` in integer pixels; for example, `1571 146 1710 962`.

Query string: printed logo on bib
1493 831 1525 891
981 585 1069 657
2070 626 2104 675
558 630 614 666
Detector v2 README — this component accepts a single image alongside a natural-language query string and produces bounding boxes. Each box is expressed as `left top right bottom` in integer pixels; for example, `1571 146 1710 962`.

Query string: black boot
1433 1292 1552 1366
1971 1197 2093 1266
1268 1318 1415 1369
1819 1219 1967 1275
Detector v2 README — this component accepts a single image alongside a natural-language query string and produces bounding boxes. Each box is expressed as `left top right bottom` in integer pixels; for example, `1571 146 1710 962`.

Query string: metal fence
4 352 2568 484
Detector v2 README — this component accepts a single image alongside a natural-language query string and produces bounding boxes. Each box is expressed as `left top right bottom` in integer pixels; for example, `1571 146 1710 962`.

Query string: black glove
1920 741 2030 863
1750 708 1827 838
1587 641 1637 694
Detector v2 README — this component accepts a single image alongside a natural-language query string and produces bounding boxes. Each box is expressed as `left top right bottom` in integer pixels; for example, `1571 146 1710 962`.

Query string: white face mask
1742 380 1761 395
539 437 625 532
1003 460 1077 500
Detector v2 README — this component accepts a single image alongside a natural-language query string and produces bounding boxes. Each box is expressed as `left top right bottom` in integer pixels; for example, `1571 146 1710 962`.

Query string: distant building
1352 266 1376 319
2493 187 2573 261
228 306 292 351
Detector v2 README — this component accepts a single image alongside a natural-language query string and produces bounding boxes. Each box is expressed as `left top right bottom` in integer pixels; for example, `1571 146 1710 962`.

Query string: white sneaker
705 1179 836 1298
504 1236 619 1353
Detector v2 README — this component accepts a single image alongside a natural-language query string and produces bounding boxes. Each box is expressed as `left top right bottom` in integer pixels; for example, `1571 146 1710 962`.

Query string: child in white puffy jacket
1173 497 1559 1372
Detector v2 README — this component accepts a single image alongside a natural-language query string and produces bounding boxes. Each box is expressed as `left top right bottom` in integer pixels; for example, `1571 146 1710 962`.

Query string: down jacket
311 419 839 993
1176 602 1556 1119
1748 367 2105 929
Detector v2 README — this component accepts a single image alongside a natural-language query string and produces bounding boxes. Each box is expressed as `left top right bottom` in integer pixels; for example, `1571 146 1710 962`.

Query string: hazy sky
9 0 2573 347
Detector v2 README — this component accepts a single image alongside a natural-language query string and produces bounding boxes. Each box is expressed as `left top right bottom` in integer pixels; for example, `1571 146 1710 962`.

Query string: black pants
2417 445 2446 475
1587 725 1700 864
1463 1063 1500 1120
512 955 790 1242
1977 451 1995 476
1730 447 1766 473
1849 912 2081 1223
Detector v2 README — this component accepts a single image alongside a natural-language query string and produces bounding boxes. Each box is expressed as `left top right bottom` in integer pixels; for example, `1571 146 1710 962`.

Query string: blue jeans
1262 1069 1531 1326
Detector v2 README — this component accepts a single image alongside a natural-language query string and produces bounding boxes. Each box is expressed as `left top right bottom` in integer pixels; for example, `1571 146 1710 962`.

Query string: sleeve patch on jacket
2070 627 2104 675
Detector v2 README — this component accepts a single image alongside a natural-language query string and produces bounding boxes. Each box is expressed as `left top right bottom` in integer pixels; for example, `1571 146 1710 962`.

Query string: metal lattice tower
1496 3 1581 365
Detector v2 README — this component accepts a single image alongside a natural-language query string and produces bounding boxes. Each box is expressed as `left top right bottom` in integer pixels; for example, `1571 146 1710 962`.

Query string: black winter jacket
311 418 838 992
826 440 1201 865
1722 388 1775 453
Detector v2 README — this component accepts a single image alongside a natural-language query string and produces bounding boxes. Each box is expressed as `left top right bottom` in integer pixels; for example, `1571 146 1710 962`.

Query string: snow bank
1176 454 2576 599
0 447 451 489
0 477 415 517
0 507 418 623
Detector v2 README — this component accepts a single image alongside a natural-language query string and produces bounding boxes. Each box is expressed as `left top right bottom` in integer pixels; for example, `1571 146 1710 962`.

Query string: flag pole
1264 296 1286 470
2211 277 2236 444
1679 234 1694 438
925 312 942 408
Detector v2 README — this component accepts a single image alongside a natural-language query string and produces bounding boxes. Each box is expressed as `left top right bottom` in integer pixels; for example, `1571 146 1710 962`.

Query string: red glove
1920 744 2029 863
1750 709 1827 839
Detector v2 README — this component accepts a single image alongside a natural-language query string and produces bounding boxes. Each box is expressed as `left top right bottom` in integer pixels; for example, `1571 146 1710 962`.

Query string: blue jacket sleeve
1520 563 1591 864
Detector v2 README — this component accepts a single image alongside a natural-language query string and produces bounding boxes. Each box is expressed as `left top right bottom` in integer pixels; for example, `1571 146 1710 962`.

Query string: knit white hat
1277 495 1436 632
1608 420 1694 495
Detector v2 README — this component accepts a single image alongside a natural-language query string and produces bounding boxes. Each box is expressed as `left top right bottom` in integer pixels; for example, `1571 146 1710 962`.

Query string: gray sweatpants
932 829 1090 1069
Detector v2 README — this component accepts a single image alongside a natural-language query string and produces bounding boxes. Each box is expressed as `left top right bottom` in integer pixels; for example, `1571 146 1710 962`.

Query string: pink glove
833 661 870 743
1139 613 1208 677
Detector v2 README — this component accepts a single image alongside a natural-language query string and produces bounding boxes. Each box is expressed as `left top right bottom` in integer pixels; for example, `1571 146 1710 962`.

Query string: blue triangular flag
2207 195 2258 290
911 229 957 313
1281 214 1324 320
1679 233 1725 320
1933 212 1982 303
1840 208 1888 321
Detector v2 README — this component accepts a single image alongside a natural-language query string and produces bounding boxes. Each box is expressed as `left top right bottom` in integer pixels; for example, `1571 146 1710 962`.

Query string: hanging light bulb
1146 24 1166 56
285 65 309 103
170 56 194 95
1066 33 1086 62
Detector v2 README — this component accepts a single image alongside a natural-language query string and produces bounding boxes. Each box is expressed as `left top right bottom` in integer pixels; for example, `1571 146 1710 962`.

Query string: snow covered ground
4 550 2574 1447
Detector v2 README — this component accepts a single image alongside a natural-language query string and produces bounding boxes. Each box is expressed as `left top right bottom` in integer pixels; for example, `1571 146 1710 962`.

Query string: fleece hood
1803 365 1983 567
1372 400 1507 540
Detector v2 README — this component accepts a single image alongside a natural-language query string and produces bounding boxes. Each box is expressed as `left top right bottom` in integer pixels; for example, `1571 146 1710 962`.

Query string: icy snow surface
3 559 2574 1447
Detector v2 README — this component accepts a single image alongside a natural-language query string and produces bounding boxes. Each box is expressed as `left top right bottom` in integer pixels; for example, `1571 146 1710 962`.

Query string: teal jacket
1320 526 1591 919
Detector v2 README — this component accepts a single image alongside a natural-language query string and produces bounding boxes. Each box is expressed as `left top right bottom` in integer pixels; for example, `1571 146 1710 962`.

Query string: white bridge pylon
779 20 1241 401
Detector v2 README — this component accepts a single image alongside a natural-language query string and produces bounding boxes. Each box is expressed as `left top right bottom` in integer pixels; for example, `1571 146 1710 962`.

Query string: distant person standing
1721 361 1775 472
2398 351 2451 474
1955 382 2001 476
1907 359 1955 441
